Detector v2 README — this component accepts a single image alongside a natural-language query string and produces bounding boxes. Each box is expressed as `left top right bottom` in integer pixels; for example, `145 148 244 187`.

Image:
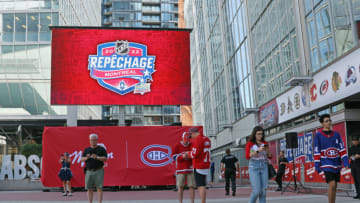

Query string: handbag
268 164 276 179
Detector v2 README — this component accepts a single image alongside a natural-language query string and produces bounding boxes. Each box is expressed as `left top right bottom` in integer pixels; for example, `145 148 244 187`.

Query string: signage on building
276 86 308 124
51 28 191 105
258 99 279 128
41 126 202 187
0 155 41 180
272 48 360 124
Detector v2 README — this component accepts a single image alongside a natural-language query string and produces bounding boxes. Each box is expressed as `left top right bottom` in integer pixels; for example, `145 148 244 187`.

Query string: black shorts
324 171 340 183
194 169 207 187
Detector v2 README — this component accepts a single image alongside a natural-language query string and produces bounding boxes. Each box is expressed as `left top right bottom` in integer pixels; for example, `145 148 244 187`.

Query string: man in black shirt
275 150 288 191
220 149 239 196
349 136 360 199
81 133 107 203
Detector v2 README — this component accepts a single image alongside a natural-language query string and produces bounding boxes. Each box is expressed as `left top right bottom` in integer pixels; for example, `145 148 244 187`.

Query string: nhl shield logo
115 40 129 55
88 41 156 95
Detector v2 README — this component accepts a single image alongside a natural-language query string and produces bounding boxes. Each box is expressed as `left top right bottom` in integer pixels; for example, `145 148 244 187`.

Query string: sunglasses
324 119 332 123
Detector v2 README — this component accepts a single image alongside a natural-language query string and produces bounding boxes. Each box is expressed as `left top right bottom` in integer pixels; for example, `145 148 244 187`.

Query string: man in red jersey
183 127 211 203
172 132 195 203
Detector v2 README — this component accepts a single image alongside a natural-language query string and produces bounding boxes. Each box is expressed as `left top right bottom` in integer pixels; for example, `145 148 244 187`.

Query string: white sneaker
62 193 67 196
68 193 72 196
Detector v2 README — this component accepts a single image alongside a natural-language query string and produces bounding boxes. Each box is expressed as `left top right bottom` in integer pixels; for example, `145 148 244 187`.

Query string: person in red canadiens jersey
245 126 272 203
314 114 350 203
183 127 211 203
172 132 195 203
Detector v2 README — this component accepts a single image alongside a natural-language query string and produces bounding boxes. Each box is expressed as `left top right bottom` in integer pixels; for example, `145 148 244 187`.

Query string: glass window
236 49 243 82
143 106 162 114
144 116 162 125
319 38 330 66
316 6 331 40
310 47 319 72
130 2 141 11
331 103 345 113
304 113 316 121
317 108 330 116
27 13 38 41
304 0 313 14
113 2 130 10
237 8 244 42
41 0 52 9
52 13 59 26
51 0 59 9
40 12 51 41
15 13 26 42
352 0 360 19
163 105 180 114
163 115 180 125
232 18 240 49
3 13 14 42
1 45 13 54
125 105 143 114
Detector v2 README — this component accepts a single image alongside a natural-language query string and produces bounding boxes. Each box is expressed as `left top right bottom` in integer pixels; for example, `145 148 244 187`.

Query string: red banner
240 167 249 179
304 162 324 183
41 126 202 187
283 164 301 182
51 28 191 105
304 162 353 183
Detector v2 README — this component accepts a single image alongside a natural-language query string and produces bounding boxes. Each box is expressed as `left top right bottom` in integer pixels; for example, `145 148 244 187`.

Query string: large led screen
51 27 191 105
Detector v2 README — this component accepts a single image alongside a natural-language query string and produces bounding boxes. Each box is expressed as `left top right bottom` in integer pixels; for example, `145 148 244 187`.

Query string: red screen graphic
51 28 191 105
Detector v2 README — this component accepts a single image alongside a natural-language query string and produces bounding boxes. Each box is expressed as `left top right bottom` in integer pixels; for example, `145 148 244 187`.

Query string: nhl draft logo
140 145 172 167
88 40 156 95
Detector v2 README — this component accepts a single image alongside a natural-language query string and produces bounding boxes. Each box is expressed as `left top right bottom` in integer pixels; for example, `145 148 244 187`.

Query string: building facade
0 0 102 154
185 0 256 152
102 0 179 28
101 0 188 126
186 0 360 186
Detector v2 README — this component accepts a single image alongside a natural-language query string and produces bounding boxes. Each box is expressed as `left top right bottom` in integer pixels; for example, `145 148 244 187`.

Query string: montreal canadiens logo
140 145 172 167
325 148 339 158
88 40 156 95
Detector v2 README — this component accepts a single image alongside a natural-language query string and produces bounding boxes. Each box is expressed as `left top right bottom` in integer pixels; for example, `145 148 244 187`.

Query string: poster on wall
280 132 313 163
258 99 279 128
51 27 191 105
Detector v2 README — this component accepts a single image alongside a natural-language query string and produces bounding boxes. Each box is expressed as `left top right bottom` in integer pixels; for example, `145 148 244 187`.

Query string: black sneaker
225 192 229 196
353 195 359 199
275 188 282 191
232 192 235 196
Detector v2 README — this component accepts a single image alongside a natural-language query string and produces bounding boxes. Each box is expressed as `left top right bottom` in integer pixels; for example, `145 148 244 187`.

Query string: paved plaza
0 187 358 203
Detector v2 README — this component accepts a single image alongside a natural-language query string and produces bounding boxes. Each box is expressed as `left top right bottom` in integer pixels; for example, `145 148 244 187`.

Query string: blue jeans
249 159 268 203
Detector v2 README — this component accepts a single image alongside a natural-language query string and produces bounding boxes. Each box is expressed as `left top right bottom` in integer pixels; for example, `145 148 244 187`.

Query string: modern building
101 0 192 126
102 0 179 28
185 0 256 152
0 0 102 153
186 0 360 186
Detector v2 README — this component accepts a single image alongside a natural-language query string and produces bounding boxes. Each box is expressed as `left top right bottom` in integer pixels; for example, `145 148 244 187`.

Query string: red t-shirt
188 134 211 169
172 142 193 174
245 141 271 160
